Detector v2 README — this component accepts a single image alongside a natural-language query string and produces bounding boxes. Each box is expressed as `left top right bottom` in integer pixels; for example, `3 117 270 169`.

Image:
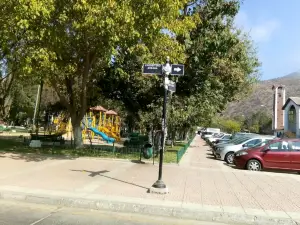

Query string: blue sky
235 0 300 80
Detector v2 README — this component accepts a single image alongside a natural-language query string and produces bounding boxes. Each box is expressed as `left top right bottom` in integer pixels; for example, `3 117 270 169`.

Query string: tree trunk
147 126 153 144
183 130 188 141
72 118 83 148
171 130 176 147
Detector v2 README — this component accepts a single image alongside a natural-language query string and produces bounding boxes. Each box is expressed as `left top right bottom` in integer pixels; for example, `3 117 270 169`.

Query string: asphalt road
0 200 232 225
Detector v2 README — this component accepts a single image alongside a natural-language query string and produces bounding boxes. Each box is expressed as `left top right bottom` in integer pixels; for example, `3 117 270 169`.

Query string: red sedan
233 139 300 171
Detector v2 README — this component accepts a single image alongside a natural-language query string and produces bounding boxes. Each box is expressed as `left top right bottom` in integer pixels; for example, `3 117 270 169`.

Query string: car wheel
246 159 262 171
225 152 234 164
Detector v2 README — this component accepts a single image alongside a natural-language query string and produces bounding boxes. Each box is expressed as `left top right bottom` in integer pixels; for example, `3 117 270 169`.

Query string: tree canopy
1 0 260 145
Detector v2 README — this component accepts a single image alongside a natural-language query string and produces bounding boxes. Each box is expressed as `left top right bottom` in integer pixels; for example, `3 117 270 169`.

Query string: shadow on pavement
2 152 78 162
223 162 239 170
131 160 146 164
206 152 216 160
71 169 109 177
71 169 149 190
262 169 300 175
223 162 300 175
206 156 216 159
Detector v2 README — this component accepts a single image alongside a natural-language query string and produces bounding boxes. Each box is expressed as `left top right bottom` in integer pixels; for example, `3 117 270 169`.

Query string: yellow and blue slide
88 127 115 144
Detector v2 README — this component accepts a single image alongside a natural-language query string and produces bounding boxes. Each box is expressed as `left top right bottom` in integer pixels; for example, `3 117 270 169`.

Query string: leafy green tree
3 0 199 147
178 0 260 117
100 0 260 142
243 110 272 134
219 119 241 133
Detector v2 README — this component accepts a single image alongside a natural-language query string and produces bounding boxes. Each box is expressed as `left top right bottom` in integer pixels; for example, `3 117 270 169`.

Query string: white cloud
235 11 280 43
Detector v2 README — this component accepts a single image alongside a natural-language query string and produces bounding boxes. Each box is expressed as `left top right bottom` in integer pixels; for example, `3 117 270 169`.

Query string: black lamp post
151 57 171 190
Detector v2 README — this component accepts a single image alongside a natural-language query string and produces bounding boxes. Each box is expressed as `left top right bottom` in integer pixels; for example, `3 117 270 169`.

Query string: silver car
208 133 230 144
215 135 276 164
213 136 256 154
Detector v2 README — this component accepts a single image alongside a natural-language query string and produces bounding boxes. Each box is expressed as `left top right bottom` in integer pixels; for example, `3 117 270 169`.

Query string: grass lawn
0 138 190 164
165 141 187 151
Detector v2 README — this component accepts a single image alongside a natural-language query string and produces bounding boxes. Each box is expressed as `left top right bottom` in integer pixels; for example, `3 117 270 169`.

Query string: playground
28 105 122 148
0 101 195 164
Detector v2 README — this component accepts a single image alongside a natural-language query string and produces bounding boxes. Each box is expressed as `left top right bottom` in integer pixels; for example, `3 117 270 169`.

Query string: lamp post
142 57 184 194
151 57 171 191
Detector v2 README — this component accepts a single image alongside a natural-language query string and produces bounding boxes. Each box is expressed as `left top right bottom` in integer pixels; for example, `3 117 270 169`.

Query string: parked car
202 132 219 140
205 128 221 133
211 134 232 145
205 132 224 142
212 136 253 157
197 127 206 135
233 138 300 172
208 133 230 145
231 132 255 139
214 133 264 146
213 135 255 151
214 135 276 164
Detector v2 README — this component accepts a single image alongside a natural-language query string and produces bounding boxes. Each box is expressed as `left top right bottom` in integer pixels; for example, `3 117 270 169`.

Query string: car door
262 140 291 169
288 140 300 170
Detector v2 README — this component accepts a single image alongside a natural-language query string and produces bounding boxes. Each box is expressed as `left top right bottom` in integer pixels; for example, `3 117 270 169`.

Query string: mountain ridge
223 71 300 117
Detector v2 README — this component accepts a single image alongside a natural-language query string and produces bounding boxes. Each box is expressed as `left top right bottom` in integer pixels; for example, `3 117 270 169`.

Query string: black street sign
171 64 184 76
168 81 176 92
142 64 162 75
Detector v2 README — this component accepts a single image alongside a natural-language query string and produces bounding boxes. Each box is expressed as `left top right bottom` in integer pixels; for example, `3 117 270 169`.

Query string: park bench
30 134 65 146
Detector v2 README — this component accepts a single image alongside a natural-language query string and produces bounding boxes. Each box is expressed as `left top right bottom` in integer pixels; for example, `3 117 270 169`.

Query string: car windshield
222 135 231 139
233 137 251 145
252 139 271 147
227 137 244 143
225 137 244 144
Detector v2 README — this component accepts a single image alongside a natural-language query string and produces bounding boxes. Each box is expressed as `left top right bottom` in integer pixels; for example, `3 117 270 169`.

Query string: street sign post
142 58 184 194
168 81 176 92
142 64 162 75
171 64 184 76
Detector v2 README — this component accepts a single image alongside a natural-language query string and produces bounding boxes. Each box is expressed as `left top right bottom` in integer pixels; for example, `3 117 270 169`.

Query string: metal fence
176 135 195 164
86 144 142 159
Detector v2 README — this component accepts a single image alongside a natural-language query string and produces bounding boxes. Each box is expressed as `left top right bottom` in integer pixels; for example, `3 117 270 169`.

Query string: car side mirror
262 148 270 153
242 144 247 148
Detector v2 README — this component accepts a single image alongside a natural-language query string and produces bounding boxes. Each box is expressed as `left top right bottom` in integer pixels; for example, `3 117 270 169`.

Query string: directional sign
168 81 176 92
171 64 184 76
142 64 162 75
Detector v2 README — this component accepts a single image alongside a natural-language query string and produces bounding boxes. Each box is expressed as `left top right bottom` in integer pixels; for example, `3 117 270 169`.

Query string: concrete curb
0 187 298 225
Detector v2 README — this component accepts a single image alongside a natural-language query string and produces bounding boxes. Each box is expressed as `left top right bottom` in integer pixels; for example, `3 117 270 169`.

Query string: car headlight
235 151 248 157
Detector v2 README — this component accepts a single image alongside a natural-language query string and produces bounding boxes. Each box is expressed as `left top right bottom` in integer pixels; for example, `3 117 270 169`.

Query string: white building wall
274 88 278 129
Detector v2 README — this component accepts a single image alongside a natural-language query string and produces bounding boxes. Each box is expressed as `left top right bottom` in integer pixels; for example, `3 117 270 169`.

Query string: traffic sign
171 64 184 76
142 64 162 75
168 81 176 92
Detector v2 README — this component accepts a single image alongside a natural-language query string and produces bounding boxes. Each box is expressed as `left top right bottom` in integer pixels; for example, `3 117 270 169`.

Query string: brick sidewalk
0 136 300 224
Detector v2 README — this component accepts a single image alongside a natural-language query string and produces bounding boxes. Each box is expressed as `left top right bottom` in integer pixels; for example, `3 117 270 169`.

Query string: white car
208 133 231 144
215 135 276 164
203 132 220 140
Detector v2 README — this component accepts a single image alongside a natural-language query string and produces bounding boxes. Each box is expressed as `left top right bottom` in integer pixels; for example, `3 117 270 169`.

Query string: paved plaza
0 136 300 224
